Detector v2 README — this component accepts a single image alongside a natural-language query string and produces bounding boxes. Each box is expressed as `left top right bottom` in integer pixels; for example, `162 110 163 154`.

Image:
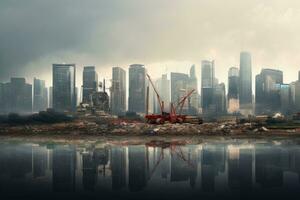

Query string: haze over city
1 0 300 88
3 2 300 200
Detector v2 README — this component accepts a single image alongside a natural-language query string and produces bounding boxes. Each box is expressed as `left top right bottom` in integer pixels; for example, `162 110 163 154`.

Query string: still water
1 137 300 199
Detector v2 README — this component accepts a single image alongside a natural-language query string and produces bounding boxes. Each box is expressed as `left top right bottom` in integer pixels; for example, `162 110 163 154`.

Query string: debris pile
0 118 299 136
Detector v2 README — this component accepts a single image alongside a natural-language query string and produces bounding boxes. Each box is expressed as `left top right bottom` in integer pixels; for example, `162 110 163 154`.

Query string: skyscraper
49 87 53 108
228 67 239 113
52 64 76 112
33 78 48 112
279 84 290 114
171 72 189 104
0 83 4 113
214 83 226 115
82 66 98 104
188 65 199 115
290 81 300 112
111 67 126 115
153 74 170 113
0 82 11 113
128 64 146 113
201 60 215 115
2 78 32 113
255 69 283 114
239 52 252 111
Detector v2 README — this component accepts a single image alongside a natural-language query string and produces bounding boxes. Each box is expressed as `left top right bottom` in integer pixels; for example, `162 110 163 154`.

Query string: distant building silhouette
239 52 252 113
82 66 98 104
0 78 32 113
153 74 170 113
49 86 53 108
128 64 146 113
290 81 300 112
201 60 215 116
279 84 291 114
188 65 199 115
255 69 283 115
171 72 189 113
33 78 48 112
228 67 239 113
214 83 226 115
111 67 126 115
52 64 76 112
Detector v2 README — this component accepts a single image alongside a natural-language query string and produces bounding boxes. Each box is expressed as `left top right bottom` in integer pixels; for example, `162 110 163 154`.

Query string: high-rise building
1 78 32 113
279 84 290 114
111 67 126 116
82 66 98 104
153 74 170 114
214 83 226 115
33 78 48 112
201 60 215 115
228 67 239 113
239 52 252 110
170 72 190 114
52 64 76 112
290 81 300 112
255 69 283 115
128 64 146 113
0 82 10 113
171 72 189 104
188 65 199 115
49 87 53 108
0 83 3 113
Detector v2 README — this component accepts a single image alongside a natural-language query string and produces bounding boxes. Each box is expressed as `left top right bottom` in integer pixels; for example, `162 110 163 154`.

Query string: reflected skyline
1 139 300 199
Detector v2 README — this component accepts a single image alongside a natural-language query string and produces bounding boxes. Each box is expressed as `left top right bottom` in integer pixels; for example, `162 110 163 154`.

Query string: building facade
239 52 252 110
290 81 300 112
279 84 291 114
111 67 126 115
128 64 146 113
201 60 215 115
153 74 170 114
255 69 283 115
214 83 227 115
33 78 48 112
228 67 239 113
0 78 32 113
82 66 98 104
188 65 199 115
170 72 189 114
52 64 76 112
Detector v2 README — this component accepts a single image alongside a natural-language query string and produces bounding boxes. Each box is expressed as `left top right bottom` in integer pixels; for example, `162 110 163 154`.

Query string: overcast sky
1 0 300 90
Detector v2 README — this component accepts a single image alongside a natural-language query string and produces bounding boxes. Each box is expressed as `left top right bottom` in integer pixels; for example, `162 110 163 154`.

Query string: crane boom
146 74 164 114
176 89 195 115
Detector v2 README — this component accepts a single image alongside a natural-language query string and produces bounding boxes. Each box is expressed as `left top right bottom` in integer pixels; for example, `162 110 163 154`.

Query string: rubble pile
0 119 299 136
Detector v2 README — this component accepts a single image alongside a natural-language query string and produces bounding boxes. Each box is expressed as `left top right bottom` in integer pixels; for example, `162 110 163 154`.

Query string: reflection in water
1 139 300 199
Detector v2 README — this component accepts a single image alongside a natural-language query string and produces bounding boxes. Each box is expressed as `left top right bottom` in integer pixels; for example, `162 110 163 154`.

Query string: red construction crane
145 74 202 124
146 74 164 115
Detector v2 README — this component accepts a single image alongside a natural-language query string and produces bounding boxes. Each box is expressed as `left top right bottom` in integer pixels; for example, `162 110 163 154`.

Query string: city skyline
2 56 300 115
1 1 300 89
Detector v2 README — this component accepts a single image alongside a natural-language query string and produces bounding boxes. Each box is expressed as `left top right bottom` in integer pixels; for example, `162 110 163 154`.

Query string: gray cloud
1 0 300 87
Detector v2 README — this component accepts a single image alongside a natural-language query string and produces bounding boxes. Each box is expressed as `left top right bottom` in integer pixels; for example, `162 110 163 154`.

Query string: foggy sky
1 0 300 89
